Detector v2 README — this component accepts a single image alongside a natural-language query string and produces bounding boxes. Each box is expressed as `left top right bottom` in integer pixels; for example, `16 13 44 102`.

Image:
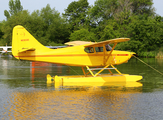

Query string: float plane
12 25 143 84
0 44 12 55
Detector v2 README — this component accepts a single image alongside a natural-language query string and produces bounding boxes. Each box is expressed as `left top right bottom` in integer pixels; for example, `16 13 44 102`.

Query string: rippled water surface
0 57 163 120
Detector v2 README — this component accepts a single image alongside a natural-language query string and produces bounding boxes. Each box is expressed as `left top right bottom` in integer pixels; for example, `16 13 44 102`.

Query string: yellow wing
84 38 130 47
84 38 130 65
65 41 94 46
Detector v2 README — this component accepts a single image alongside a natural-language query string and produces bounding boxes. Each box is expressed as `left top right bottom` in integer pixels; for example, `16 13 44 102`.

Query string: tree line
0 0 163 57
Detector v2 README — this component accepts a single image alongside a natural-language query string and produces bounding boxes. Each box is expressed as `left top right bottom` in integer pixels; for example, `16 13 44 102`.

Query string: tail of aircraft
12 25 49 59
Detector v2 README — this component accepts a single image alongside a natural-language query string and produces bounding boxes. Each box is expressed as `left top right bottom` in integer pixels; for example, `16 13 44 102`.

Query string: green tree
2 10 31 45
0 22 5 45
63 0 90 30
0 23 4 39
130 16 163 51
89 0 117 25
69 28 97 42
4 0 23 20
2 2 70 46
114 15 163 53
113 0 133 24
131 0 154 16
89 0 154 25
100 19 121 41
40 4 70 44
87 0 118 40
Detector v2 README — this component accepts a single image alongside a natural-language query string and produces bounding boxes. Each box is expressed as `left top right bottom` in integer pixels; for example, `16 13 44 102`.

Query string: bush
138 51 156 58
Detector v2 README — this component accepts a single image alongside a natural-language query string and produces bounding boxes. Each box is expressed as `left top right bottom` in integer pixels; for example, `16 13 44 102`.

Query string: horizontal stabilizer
18 48 35 53
0 46 12 48
0 51 12 52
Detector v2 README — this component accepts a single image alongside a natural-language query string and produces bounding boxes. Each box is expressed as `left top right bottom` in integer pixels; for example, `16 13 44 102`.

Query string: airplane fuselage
14 45 134 67
12 25 134 67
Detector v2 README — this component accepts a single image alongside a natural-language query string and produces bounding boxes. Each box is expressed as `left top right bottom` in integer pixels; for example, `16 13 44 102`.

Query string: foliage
131 0 154 15
138 51 156 58
1 1 70 45
2 10 31 45
69 28 97 42
63 0 90 30
0 23 4 39
127 15 163 51
4 0 23 20
0 0 163 58
100 19 121 40
38 4 70 44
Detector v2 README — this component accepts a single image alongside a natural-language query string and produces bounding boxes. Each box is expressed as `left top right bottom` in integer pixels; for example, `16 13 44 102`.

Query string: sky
0 0 162 21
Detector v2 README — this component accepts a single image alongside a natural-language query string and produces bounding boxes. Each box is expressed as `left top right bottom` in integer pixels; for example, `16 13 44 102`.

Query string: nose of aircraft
130 52 136 56
113 51 136 65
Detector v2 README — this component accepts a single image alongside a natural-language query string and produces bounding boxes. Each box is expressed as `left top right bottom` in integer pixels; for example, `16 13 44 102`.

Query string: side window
105 44 112 51
84 47 94 53
95 47 103 52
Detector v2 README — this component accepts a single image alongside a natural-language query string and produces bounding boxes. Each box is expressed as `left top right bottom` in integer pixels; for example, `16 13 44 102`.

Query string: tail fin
12 25 48 59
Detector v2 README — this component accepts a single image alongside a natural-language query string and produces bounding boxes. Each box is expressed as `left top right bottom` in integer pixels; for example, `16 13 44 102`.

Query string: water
0 57 163 120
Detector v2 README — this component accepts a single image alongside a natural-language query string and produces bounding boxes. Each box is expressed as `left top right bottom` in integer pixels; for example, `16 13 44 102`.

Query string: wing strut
103 43 117 65
84 38 130 66
82 64 122 77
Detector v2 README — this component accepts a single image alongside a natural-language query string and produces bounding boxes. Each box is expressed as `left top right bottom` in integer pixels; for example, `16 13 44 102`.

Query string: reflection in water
1 58 163 119
5 87 142 120
30 61 71 82
156 58 163 66
4 86 163 120
30 61 52 81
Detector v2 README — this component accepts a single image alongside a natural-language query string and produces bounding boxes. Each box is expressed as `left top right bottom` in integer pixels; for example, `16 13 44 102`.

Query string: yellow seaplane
12 25 143 85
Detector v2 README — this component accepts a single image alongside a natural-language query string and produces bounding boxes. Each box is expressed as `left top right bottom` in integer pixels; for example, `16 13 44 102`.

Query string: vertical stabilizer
12 25 48 59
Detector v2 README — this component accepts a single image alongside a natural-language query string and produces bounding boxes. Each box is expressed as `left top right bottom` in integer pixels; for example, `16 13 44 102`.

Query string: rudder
12 25 48 59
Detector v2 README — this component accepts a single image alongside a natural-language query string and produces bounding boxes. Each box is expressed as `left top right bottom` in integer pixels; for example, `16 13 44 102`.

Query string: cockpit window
95 47 103 52
84 47 94 53
105 44 112 51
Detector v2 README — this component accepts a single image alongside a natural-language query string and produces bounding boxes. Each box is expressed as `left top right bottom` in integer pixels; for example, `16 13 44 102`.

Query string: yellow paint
12 25 134 67
7 85 142 120
46 74 143 88
54 74 142 83
12 25 143 83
